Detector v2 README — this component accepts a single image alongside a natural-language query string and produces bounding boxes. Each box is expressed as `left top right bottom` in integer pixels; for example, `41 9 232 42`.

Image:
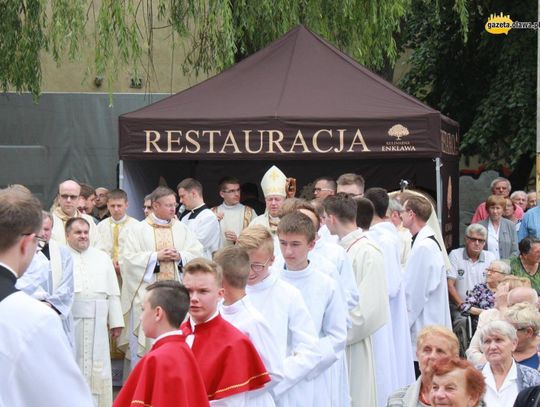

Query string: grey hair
42 210 53 225
387 198 403 213
490 177 511 192
504 303 540 336
490 259 511 275
510 190 527 200
465 223 487 239
479 320 517 345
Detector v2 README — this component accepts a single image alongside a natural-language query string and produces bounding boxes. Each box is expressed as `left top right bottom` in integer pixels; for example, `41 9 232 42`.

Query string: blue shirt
518 206 540 241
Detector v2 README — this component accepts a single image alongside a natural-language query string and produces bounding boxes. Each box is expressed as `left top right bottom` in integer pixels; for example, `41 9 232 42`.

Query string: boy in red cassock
113 280 209 407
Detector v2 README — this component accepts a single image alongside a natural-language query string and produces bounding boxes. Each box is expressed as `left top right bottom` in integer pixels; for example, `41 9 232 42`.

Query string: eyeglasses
222 188 240 194
485 267 507 275
21 233 46 249
157 202 179 209
60 194 79 200
143 205 152 210
465 236 486 244
314 188 334 193
249 257 272 272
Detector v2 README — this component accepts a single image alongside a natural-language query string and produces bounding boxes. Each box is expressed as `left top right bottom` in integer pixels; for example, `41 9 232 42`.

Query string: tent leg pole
118 160 124 189
435 157 443 230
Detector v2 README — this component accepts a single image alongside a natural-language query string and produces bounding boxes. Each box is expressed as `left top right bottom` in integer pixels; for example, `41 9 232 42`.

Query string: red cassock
113 334 209 407
181 314 271 401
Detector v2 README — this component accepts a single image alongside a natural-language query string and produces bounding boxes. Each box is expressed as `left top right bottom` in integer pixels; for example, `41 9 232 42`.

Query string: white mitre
261 165 287 198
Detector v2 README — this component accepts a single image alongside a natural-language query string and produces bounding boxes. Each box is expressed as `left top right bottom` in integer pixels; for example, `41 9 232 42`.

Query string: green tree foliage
1 0 412 97
400 0 537 174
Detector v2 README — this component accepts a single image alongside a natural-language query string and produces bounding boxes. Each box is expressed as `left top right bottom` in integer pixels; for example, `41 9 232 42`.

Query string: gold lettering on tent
203 130 220 153
334 129 346 152
268 130 287 153
220 131 241 153
312 129 333 153
166 130 183 152
185 130 200 153
144 130 163 153
347 130 370 152
289 130 310 153
244 130 264 154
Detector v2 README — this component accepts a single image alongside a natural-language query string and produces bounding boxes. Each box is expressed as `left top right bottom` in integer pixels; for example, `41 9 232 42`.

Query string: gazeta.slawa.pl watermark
485 13 538 35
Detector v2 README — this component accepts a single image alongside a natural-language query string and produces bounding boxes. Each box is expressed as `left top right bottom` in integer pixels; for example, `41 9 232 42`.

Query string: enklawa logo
485 13 513 35
383 124 415 152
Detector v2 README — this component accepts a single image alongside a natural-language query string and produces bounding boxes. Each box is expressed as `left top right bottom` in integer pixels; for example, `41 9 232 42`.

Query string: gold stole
147 217 177 281
268 215 279 234
53 207 81 225
110 218 129 262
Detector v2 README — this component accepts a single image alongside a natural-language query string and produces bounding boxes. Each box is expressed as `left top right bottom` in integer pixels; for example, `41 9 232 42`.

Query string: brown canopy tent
119 25 460 248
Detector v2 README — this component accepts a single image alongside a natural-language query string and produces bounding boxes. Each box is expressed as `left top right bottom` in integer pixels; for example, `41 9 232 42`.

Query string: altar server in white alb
119 186 204 366
276 212 348 407
66 217 124 407
212 176 256 248
364 188 415 389
400 194 452 358
16 211 76 348
51 179 99 246
236 226 322 407
324 193 390 407
250 166 289 236
215 246 282 407
95 189 137 276
0 186 93 407
177 178 220 259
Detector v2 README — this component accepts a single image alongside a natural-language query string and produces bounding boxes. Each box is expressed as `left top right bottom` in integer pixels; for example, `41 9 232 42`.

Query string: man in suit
0 185 92 406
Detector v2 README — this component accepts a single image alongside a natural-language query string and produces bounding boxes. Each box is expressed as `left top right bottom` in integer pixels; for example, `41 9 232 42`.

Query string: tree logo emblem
388 124 409 141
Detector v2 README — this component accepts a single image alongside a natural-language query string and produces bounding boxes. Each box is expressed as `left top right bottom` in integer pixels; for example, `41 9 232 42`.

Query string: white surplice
180 206 220 259
246 273 321 407
119 216 203 361
279 263 349 407
368 222 415 404
220 296 281 407
16 241 75 348
70 246 124 407
0 287 93 407
404 225 452 357
213 202 255 248
340 228 389 407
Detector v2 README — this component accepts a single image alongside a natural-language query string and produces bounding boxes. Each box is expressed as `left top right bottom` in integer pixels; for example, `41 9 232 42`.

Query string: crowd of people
2 169 540 407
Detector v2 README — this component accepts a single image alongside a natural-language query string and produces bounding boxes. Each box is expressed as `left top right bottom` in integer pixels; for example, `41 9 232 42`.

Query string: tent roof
122 25 444 121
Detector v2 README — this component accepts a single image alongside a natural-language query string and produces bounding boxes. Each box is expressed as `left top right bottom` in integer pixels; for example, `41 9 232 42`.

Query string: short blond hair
183 258 222 286
416 325 459 356
237 225 274 255
504 303 540 335
213 246 250 289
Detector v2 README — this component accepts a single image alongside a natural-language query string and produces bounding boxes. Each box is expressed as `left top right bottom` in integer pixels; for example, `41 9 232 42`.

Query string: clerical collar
0 261 17 279
179 204 208 221
154 329 184 343
151 213 171 225
189 309 219 330
110 215 128 224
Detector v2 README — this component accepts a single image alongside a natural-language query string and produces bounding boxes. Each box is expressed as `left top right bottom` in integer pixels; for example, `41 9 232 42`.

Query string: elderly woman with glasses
478 320 540 407
459 260 512 317
479 195 519 260
504 303 540 369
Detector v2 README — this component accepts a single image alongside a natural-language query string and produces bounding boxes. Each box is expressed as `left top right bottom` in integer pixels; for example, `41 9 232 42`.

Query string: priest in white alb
119 186 203 368
324 194 390 407
66 217 123 407
95 188 137 277
211 176 256 248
